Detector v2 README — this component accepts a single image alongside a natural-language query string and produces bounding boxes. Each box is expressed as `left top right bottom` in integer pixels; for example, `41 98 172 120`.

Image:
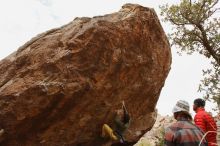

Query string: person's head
172 100 192 120
193 98 205 111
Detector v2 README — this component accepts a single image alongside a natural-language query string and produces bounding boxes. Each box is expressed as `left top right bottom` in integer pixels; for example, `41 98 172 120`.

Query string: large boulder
0 3 171 146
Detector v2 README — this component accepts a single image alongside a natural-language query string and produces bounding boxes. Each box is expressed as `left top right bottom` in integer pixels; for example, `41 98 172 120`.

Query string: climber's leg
102 124 118 140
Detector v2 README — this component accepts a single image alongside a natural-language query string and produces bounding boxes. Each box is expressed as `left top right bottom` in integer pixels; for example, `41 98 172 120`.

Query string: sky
0 0 217 116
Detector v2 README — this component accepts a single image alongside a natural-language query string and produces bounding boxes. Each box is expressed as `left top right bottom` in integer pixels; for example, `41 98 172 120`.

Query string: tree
160 0 220 108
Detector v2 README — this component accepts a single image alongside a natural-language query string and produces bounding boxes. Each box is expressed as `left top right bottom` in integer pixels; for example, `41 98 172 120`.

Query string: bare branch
168 18 191 26
197 24 220 65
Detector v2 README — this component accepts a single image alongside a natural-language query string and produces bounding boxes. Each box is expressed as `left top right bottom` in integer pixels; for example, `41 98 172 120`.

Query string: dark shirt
114 113 130 135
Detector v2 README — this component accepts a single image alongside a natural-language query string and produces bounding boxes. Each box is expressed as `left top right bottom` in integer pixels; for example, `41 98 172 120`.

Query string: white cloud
37 0 53 6
0 0 59 59
0 0 175 59
157 51 216 116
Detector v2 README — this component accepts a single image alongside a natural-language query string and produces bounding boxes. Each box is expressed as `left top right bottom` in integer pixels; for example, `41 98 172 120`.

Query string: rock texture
134 114 175 146
0 3 171 146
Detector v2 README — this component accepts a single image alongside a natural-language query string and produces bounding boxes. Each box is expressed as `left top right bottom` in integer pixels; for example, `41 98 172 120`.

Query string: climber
101 101 130 143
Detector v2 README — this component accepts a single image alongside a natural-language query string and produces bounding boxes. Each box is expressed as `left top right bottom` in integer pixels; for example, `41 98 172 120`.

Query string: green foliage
156 127 165 146
160 0 220 106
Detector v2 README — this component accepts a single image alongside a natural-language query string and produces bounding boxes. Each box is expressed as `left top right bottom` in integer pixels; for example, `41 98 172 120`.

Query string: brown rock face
0 4 171 146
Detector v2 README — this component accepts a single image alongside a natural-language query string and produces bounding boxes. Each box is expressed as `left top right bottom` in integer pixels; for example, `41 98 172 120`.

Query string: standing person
164 100 208 146
193 98 217 146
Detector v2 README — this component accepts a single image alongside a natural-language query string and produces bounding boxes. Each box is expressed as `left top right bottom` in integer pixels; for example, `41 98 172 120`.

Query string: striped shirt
164 118 208 146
